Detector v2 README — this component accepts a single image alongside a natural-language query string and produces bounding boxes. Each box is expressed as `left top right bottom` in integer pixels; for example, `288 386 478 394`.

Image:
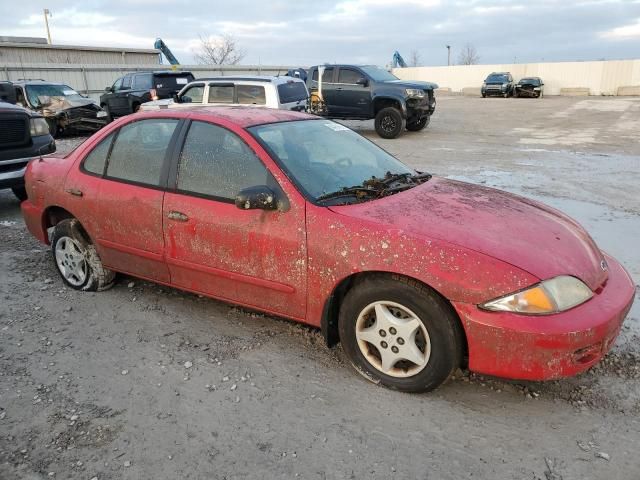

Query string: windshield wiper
364 171 432 190
316 186 380 204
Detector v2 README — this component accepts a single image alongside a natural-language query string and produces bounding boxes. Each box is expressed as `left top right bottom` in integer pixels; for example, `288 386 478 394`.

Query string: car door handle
167 211 189 222
65 188 83 197
336 87 343 90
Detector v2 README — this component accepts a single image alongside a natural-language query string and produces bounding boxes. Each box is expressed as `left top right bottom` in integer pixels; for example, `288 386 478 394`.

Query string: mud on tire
51 219 115 292
338 274 464 393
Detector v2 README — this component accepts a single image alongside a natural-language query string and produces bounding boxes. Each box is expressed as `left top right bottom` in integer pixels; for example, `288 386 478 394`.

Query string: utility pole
43 9 52 44
446 45 451 66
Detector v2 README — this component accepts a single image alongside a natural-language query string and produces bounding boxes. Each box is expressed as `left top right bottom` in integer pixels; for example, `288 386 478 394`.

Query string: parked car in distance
140 76 309 112
13 80 107 136
21 107 634 393
306 64 437 139
481 72 515 98
1 84 55 200
514 77 544 98
100 70 195 120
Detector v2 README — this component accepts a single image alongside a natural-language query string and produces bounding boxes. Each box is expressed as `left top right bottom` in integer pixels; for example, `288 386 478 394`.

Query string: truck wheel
374 107 405 139
11 186 27 201
406 116 430 132
102 104 113 123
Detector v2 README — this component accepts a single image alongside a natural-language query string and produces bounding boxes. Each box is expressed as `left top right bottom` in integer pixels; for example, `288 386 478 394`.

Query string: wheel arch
321 271 468 364
372 96 407 118
41 206 92 245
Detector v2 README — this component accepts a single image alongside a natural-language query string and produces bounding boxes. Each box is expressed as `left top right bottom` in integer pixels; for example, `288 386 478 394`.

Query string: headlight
480 276 593 315
405 88 425 98
30 118 50 137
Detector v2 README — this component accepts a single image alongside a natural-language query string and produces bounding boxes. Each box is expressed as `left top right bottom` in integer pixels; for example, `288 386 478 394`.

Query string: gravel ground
1 96 639 480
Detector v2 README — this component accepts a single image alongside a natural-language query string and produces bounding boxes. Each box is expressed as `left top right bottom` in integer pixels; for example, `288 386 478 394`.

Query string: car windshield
249 119 419 203
486 74 509 83
25 84 83 106
520 78 540 86
360 66 399 82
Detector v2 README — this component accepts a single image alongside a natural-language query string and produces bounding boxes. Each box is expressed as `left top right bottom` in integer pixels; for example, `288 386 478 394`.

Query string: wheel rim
381 115 397 133
355 301 431 378
54 236 88 286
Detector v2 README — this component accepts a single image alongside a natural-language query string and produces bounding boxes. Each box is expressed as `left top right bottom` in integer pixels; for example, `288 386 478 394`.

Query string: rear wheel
406 115 430 132
11 186 27 201
374 107 405 139
51 219 115 291
338 275 463 392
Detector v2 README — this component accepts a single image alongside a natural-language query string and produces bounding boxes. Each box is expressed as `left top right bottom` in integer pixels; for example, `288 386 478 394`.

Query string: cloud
601 18 640 38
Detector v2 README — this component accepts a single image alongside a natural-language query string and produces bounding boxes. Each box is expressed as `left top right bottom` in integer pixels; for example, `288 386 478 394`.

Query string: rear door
110 75 133 115
335 67 371 116
162 120 307 320
92 117 181 282
310 67 339 115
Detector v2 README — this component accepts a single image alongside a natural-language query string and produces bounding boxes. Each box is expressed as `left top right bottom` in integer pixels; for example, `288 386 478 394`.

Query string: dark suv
100 71 194 120
0 82 56 200
481 72 515 98
306 64 437 139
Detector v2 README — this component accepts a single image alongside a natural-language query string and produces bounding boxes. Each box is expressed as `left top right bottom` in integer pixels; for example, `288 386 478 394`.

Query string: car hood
39 96 101 112
386 80 438 90
329 177 608 291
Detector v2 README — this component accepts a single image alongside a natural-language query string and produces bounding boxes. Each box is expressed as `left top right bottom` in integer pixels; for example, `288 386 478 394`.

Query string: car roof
13 79 69 86
138 105 314 128
194 76 303 84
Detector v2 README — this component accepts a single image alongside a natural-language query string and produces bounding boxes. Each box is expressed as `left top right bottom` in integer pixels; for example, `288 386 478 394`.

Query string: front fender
372 94 408 118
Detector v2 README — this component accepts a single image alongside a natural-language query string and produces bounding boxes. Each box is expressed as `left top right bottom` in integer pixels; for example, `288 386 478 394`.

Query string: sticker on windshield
324 123 349 131
176 78 188 85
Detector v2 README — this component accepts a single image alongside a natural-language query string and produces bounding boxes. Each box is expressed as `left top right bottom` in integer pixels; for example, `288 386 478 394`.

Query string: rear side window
177 121 269 200
106 119 179 186
237 85 266 105
338 68 361 84
83 133 114 175
133 74 152 90
277 82 308 104
208 85 234 103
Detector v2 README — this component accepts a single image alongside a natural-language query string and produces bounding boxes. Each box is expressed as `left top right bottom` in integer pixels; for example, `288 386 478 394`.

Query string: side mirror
356 77 369 87
235 186 277 211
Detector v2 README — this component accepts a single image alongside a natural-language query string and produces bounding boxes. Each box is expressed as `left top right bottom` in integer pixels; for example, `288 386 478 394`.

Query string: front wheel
338 275 463 392
51 219 115 291
406 115 430 132
374 107 405 139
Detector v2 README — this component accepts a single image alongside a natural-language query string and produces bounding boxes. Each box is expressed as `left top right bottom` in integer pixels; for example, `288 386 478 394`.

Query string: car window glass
133 74 152 90
322 68 334 83
338 69 361 84
237 85 266 105
15 88 27 107
177 121 269 200
106 119 178 186
208 85 234 103
180 85 205 103
112 78 123 91
121 76 132 90
83 133 114 175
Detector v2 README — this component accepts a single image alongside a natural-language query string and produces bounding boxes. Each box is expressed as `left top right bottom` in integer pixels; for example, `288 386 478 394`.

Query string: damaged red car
21 107 635 392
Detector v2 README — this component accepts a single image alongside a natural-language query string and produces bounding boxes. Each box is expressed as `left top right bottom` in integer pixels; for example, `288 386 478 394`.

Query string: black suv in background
100 71 194 120
306 64 437 139
481 72 515 98
0 82 56 201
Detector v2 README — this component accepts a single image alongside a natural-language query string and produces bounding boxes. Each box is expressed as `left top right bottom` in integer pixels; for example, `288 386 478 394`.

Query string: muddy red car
20 107 635 392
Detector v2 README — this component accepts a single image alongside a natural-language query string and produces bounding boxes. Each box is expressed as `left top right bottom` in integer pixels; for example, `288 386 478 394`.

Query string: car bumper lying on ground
454 253 635 380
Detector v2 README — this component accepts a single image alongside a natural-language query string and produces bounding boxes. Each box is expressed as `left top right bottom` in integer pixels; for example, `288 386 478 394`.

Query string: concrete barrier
617 85 640 96
462 87 482 97
560 88 590 96
435 87 452 95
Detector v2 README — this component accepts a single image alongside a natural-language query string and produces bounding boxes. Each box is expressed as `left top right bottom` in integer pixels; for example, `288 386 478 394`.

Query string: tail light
150 88 158 101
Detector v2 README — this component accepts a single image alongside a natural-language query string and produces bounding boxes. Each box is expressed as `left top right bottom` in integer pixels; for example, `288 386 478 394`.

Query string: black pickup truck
0 82 56 201
306 64 437 139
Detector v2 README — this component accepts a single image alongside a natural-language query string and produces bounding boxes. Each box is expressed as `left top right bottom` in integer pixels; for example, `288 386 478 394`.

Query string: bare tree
409 50 421 67
194 34 246 65
457 43 480 65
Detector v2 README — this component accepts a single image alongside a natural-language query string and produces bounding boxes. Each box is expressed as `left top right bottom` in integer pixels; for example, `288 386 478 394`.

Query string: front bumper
453 253 635 380
0 135 55 189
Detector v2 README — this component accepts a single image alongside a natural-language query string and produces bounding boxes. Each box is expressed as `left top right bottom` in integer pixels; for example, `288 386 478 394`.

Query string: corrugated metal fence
2 63 298 101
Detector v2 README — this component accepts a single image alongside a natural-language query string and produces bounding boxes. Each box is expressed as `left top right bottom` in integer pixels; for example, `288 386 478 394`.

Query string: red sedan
21 107 635 392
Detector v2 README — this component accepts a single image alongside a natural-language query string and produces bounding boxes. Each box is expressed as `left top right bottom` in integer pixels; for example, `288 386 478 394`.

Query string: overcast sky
1 0 639 66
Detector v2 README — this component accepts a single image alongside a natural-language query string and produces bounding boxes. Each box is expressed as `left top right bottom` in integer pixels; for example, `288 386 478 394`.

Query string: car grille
67 105 99 121
0 160 28 174
0 116 29 148
486 84 502 90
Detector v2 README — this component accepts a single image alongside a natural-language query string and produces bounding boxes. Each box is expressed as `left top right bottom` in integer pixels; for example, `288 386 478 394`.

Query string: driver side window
180 85 205 104
112 78 123 91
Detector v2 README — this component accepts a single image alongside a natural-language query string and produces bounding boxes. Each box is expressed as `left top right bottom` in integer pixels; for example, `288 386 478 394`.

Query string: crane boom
392 51 407 68
154 38 180 66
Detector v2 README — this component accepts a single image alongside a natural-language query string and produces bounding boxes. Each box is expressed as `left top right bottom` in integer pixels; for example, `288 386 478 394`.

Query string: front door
93 117 181 282
335 67 371 116
162 120 307 320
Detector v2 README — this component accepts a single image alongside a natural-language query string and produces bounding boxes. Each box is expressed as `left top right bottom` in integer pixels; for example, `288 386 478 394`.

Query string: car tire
132 103 141 113
338 274 463 393
481 93 486 98
11 186 27 201
374 107 405 139
102 104 113 123
51 219 115 292
406 115 430 132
